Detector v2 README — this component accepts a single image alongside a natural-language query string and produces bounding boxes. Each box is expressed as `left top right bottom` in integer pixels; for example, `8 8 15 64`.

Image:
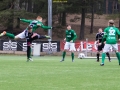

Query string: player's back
104 26 120 44
29 20 42 32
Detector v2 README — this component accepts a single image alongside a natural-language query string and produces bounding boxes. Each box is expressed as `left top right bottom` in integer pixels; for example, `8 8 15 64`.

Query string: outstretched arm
102 29 107 43
116 28 120 40
102 35 107 43
72 31 77 42
20 19 32 23
39 23 52 30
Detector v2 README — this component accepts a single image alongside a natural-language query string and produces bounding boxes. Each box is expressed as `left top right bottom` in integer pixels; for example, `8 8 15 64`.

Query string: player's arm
37 23 52 30
41 25 52 30
20 19 32 23
64 38 66 41
118 35 120 40
116 28 120 40
71 31 77 42
102 29 107 43
95 33 99 43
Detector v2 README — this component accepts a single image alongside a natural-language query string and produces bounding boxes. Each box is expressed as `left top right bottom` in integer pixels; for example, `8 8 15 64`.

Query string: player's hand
51 27 55 29
96 40 99 43
104 41 106 44
64 38 66 41
70 40 73 43
31 33 37 38
98 43 101 46
17 17 20 20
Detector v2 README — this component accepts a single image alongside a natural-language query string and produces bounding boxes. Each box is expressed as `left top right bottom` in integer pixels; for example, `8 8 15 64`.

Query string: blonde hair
108 19 115 27
36 16 42 20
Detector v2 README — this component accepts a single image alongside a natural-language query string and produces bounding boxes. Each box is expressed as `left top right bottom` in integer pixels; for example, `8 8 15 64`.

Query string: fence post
85 38 88 57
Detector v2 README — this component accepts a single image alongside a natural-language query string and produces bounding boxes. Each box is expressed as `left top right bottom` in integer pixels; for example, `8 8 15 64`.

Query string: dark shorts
97 43 104 51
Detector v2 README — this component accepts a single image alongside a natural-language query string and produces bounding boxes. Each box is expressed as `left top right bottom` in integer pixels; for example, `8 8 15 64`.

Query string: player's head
36 16 42 22
108 19 114 26
67 24 71 30
98 28 103 33
28 26 32 33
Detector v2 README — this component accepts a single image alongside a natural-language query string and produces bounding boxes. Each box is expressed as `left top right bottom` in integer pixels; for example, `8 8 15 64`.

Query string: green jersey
20 19 51 32
103 26 120 44
65 29 77 42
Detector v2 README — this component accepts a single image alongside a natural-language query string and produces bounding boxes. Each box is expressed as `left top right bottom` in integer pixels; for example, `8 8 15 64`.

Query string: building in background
104 0 119 14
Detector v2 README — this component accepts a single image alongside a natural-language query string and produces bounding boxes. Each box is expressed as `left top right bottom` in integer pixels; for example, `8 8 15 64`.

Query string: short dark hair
28 26 32 30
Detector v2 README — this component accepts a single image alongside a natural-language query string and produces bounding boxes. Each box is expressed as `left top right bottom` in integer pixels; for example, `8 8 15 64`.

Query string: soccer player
0 16 52 39
60 25 77 62
100 20 120 66
96 28 111 62
26 26 51 62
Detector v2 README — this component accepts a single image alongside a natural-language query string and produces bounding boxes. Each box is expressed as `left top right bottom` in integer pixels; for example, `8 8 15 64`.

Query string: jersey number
109 30 115 35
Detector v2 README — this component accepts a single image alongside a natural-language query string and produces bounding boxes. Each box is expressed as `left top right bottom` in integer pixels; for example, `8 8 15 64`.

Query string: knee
63 49 67 52
15 36 19 40
115 50 118 53
71 50 74 53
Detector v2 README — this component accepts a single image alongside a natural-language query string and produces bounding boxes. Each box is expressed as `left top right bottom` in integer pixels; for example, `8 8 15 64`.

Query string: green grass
0 55 120 90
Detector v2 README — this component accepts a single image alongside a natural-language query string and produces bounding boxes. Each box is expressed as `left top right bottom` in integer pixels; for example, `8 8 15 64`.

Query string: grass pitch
0 55 120 90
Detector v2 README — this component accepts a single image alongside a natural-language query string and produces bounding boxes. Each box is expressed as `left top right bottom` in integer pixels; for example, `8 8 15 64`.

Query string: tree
79 0 86 40
89 0 94 34
0 0 15 31
106 0 108 14
89 0 104 34
53 2 72 26
27 0 32 12
7 0 15 31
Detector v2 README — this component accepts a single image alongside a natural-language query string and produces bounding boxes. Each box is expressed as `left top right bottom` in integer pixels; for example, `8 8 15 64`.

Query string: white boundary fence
77 38 119 58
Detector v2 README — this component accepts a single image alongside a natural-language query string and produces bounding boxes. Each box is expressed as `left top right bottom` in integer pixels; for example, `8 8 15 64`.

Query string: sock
96 53 100 61
101 53 106 64
116 52 120 64
30 46 32 58
106 52 111 60
27 46 31 59
62 51 66 60
6 32 15 39
71 52 74 60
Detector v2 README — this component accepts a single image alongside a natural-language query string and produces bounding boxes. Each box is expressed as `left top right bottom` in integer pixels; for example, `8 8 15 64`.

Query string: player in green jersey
60 25 77 62
0 16 51 62
0 16 52 39
100 20 120 66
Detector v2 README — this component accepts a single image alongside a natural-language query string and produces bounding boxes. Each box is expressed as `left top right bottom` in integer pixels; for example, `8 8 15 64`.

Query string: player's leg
115 52 120 65
0 31 15 39
71 51 74 62
0 30 26 40
70 42 76 62
27 46 33 62
102 43 111 62
60 50 66 62
60 42 69 62
26 41 33 62
15 30 27 40
106 52 111 62
27 45 31 62
112 44 120 65
31 33 51 41
96 51 100 62
100 44 111 66
96 45 102 62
